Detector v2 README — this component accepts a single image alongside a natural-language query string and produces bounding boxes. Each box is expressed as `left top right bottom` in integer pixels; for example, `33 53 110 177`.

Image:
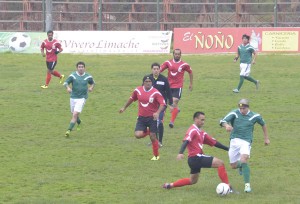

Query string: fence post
215 0 218 27
42 0 45 31
45 0 53 31
274 0 278 27
98 0 102 30
156 0 160 31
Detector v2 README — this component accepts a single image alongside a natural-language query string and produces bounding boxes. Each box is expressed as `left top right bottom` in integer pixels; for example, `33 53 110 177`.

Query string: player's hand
119 108 125 113
42 53 46 57
225 124 233 132
66 87 72 93
234 57 238 62
264 138 270 146
153 112 159 120
189 84 193 91
177 154 184 160
88 87 93 92
55 51 60 55
252 60 256 65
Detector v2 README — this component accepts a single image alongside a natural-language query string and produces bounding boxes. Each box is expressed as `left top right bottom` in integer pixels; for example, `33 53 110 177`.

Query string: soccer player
160 49 193 128
162 112 231 190
119 76 166 160
148 62 173 146
63 61 95 137
220 99 270 193
233 34 259 93
40 30 64 89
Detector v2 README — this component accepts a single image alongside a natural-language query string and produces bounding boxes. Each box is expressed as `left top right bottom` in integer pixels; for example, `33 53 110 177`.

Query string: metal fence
0 0 299 31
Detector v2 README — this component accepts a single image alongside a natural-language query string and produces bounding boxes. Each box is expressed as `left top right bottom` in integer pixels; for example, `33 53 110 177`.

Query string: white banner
53 31 172 54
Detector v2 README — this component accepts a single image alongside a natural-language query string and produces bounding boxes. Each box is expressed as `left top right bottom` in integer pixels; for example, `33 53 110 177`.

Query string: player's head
76 61 86 75
142 75 153 90
173 49 182 62
242 34 250 44
238 98 249 115
47 30 54 41
193 111 205 128
151 62 160 77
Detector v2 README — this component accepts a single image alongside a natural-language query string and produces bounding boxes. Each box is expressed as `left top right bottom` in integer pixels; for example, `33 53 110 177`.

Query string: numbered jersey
40 39 62 62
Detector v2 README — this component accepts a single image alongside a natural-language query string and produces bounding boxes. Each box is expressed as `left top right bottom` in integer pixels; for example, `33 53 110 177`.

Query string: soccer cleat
256 80 260 90
76 122 82 131
233 88 239 93
229 185 240 194
162 183 172 189
169 122 174 128
40 85 48 89
158 142 163 148
150 156 160 161
65 130 71 137
59 75 65 84
244 183 251 193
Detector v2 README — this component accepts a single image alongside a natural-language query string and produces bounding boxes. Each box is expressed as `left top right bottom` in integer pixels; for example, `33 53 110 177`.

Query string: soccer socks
152 139 159 157
158 123 164 143
218 165 229 184
237 76 244 90
45 72 52 85
241 163 250 183
68 122 76 131
52 70 61 78
77 117 81 125
244 76 257 84
173 178 192 188
170 107 179 123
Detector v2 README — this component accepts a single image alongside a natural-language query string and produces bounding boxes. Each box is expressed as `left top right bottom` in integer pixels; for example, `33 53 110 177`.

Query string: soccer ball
216 183 230 196
8 33 31 52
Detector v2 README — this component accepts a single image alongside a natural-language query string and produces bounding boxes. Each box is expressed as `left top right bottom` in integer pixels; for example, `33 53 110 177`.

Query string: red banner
174 27 300 53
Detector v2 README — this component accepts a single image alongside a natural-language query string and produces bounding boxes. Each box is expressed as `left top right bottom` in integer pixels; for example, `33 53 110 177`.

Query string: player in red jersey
162 112 232 191
119 75 166 160
160 49 193 128
40 30 64 89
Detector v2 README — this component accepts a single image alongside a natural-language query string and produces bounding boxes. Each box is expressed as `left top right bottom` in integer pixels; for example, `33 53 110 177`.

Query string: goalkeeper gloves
55 50 60 54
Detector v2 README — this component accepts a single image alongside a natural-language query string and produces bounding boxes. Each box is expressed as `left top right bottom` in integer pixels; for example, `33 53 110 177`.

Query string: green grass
0 53 299 203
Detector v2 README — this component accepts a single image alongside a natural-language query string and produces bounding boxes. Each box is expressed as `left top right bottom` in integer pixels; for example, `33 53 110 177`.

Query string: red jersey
160 59 192 88
130 86 166 117
183 124 217 157
40 39 62 62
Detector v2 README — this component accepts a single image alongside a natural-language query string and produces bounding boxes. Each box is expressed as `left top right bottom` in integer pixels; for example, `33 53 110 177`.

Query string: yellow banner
262 31 298 51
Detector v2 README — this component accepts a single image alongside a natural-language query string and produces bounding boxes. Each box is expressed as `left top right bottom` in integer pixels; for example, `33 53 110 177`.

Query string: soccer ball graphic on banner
8 33 31 52
216 183 230 196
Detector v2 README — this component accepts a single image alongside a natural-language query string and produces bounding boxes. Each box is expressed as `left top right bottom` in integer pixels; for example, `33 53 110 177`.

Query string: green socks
237 76 244 90
77 117 81 125
68 122 76 131
241 163 250 183
244 76 257 84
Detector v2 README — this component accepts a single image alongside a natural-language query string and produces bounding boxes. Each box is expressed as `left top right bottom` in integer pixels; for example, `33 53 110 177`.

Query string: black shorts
46 61 57 70
171 88 182 99
135 116 158 133
188 154 214 174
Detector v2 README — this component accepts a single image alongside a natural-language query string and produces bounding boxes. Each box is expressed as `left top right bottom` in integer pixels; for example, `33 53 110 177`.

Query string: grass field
0 53 300 203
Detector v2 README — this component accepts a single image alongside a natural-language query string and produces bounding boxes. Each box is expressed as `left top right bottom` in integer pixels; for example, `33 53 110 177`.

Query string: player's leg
157 106 166 146
134 117 149 138
65 98 85 137
41 62 52 88
243 64 259 89
239 140 251 192
169 88 181 128
149 118 159 160
49 61 63 80
234 63 247 93
210 157 230 185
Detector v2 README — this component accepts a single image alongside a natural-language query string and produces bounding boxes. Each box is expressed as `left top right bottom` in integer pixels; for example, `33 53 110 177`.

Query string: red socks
152 139 159 157
45 73 51 85
218 165 229 184
170 107 179 123
52 70 61 77
173 178 192 187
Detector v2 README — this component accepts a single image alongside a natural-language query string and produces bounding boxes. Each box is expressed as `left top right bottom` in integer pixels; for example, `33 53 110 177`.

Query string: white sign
53 31 172 54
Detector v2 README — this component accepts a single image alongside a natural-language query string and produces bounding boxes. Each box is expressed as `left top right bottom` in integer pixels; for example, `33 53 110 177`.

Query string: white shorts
70 98 86 113
228 138 251 163
240 63 251 76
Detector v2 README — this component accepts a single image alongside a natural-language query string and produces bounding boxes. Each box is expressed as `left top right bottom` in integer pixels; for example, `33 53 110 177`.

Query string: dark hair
47 30 53 35
151 62 160 69
193 111 205 119
173 48 182 55
242 34 250 40
76 61 85 67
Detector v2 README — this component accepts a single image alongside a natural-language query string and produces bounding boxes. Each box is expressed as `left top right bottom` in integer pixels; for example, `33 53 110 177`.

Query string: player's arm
188 71 193 91
55 43 63 54
119 98 134 113
177 140 189 160
214 141 229 151
40 42 45 57
88 78 95 92
160 62 168 73
220 114 234 132
262 124 270 145
252 50 257 64
153 94 166 120
204 134 229 151
234 48 240 62
63 78 72 93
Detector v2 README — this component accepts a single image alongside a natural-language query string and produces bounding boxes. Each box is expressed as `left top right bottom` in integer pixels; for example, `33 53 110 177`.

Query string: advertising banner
0 31 172 54
174 27 300 53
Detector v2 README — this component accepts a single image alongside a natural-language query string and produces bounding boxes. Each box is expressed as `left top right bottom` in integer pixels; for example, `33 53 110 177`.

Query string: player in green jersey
233 34 260 93
220 99 270 193
63 61 95 137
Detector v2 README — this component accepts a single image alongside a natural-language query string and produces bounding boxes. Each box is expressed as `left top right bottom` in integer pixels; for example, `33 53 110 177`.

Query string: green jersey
220 109 265 143
64 71 94 99
238 44 255 64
